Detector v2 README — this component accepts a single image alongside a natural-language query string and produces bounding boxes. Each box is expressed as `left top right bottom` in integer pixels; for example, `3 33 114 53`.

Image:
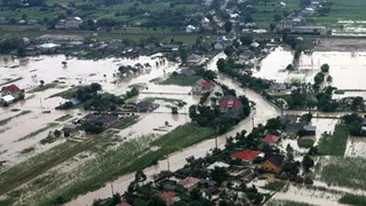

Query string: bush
304 176 313 185
314 72 325 85
339 194 366 206
297 137 315 148
294 175 304 184
321 64 329 73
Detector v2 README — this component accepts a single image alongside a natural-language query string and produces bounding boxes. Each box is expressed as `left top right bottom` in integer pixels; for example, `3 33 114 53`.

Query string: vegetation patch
0 77 23 87
339 194 366 206
0 110 31 126
29 83 58 93
317 157 366 190
16 123 59 141
266 200 315 206
297 136 315 149
157 75 201 86
55 114 73 122
110 116 139 130
317 124 349 156
19 147 35 154
261 181 285 191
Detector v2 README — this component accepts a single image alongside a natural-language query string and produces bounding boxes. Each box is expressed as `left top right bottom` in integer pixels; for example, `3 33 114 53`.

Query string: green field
312 0 366 25
157 75 201 86
1 123 216 205
317 124 349 156
316 157 366 190
339 194 366 206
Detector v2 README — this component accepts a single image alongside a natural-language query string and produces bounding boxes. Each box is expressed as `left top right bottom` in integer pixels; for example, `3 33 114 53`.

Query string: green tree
224 46 234 56
321 64 330 73
210 167 229 184
224 21 232 33
147 196 167 206
302 155 314 171
314 72 325 85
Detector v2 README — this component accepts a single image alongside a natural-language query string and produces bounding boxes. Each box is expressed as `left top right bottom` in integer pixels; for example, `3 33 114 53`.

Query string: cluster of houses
0 84 24 106
276 1 331 35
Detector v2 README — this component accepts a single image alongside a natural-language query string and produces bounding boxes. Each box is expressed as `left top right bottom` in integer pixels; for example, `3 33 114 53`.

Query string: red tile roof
156 192 177 205
262 135 280 143
219 99 242 108
196 79 214 90
177 177 200 188
115 202 131 206
1 84 22 94
231 150 261 161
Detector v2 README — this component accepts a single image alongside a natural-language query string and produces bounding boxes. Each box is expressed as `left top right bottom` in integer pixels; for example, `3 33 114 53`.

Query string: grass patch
0 77 23 87
317 157 366 190
0 110 31 126
297 136 315 148
144 97 185 105
261 180 285 191
4 124 216 205
157 75 200 86
55 114 73 122
19 147 35 154
48 87 76 99
317 124 349 156
29 83 58 93
16 123 59 141
110 116 139 129
339 194 366 206
266 200 315 206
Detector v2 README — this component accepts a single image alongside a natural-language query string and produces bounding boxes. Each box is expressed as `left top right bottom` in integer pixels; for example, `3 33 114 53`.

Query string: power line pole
167 155 170 171
111 184 114 196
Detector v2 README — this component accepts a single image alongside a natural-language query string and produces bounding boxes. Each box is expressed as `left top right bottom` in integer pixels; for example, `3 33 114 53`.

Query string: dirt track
315 38 366 51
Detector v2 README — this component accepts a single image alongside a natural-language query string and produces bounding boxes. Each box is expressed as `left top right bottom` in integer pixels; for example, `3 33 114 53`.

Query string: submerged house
219 95 243 119
191 79 214 94
262 153 285 173
186 54 202 64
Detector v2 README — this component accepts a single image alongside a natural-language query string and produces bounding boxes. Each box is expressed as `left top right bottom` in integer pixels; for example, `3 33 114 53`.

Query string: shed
1 95 15 104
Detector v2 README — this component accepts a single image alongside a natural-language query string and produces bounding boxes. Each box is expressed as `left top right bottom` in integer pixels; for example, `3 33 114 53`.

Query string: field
157 75 201 86
0 123 216 205
316 157 366 190
339 194 366 206
317 124 349 156
312 0 366 25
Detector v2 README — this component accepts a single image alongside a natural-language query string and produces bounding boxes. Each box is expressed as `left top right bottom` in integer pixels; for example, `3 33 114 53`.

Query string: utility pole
215 137 218 149
111 183 114 196
252 116 255 129
167 155 170 171
40 98 43 109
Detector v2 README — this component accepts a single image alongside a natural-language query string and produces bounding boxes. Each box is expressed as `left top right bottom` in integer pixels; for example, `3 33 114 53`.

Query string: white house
1 95 15 104
185 25 197 33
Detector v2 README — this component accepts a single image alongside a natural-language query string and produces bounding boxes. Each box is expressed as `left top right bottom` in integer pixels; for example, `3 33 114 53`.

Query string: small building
262 153 285 173
1 95 15 104
201 17 210 27
191 79 214 95
232 150 262 163
156 192 180 205
161 44 180 52
175 68 197 77
38 43 60 52
214 42 224 50
136 101 157 112
269 83 288 93
301 125 316 136
186 54 202 64
278 1 286 8
261 135 280 144
79 113 119 128
55 17 81 30
177 177 201 190
1 84 23 98
207 161 230 170
229 167 255 181
62 124 79 136
186 25 197 33
219 96 243 119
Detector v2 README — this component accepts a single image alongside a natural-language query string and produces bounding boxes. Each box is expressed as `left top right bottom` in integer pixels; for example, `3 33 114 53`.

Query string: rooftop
207 161 230 170
1 84 22 94
231 150 261 161
263 153 285 167
196 79 214 90
262 135 280 144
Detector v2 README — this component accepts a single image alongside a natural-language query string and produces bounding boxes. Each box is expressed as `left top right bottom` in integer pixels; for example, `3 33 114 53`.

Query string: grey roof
81 113 119 125
303 125 316 132
263 153 285 167
186 54 202 63
280 115 298 124
136 101 153 109
269 83 287 91
63 124 77 130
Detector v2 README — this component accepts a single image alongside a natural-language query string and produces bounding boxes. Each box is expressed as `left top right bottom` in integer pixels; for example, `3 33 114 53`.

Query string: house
175 68 197 77
62 124 79 136
186 25 197 33
161 44 180 52
65 17 81 29
177 177 201 190
278 1 286 8
136 101 157 112
229 167 255 181
262 153 285 173
201 17 210 27
38 43 60 52
1 84 23 97
262 135 280 144
186 54 202 64
231 150 262 163
214 42 224 50
191 79 214 94
301 125 316 136
280 115 298 125
1 95 15 104
207 161 230 170
156 192 180 205
269 83 288 93
79 113 119 128
219 95 243 119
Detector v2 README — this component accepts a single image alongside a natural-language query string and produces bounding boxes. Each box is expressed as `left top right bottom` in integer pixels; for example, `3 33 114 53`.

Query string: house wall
262 161 281 173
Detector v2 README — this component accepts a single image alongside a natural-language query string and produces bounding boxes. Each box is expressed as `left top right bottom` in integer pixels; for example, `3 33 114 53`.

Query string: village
1 0 366 206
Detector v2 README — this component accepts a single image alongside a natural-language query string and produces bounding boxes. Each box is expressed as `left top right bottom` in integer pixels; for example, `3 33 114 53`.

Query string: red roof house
156 192 178 205
231 150 261 161
219 99 242 108
191 79 214 94
177 177 201 190
1 84 23 94
262 135 280 144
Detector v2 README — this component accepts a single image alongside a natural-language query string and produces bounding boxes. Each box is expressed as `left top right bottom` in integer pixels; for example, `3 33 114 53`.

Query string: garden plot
344 137 366 158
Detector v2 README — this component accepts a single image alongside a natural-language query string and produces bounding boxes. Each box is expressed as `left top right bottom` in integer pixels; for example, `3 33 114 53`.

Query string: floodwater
0 54 182 168
65 53 281 206
253 47 366 90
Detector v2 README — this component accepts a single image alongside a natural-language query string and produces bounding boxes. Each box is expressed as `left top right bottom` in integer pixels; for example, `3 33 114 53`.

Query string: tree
224 21 232 33
302 155 314 171
210 167 229 184
202 70 217 81
224 46 234 56
90 82 102 93
135 170 147 183
17 46 26 57
314 72 325 85
270 23 276 31
273 13 282 22
147 196 167 206
40 80 45 87
265 117 283 131
171 107 178 114
321 64 329 73
190 188 202 200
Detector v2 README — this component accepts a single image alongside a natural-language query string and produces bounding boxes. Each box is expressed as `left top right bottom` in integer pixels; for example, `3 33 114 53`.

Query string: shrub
297 137 315 148
321 64 329 73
